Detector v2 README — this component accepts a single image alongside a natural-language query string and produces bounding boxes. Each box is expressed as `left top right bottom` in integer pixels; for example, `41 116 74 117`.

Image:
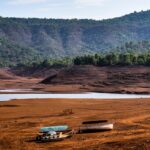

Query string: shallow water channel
0 89 150 101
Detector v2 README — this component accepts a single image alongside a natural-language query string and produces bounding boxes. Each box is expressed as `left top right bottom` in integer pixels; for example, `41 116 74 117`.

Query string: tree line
73 53 150 66
16 57 72 68
17 52 150 68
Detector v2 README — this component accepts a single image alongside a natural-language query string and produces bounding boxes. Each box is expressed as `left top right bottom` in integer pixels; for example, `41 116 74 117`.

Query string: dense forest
73 53 150 66
1 40 150 67
15 51 150 69
73 40 150 66
16 40 150 67
0 10 150 67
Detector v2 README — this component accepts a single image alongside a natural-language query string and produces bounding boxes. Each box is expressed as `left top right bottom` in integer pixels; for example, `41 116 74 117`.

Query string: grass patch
59 109 74 116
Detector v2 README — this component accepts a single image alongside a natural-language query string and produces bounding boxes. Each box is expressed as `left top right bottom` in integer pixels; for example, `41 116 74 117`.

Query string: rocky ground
0 66 150 94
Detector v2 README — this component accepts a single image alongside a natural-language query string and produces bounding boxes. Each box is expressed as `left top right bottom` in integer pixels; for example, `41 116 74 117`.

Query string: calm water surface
0 89 150 101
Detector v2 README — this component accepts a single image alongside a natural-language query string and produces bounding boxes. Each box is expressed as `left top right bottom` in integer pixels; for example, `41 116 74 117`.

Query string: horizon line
0 9 149 21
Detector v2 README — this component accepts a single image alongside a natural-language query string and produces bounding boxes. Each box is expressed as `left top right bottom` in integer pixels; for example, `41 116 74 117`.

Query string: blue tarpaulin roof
40 125 69 132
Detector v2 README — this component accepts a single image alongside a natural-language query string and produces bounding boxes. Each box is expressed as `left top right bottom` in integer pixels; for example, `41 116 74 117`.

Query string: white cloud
8 0 48 5
75 0 108 6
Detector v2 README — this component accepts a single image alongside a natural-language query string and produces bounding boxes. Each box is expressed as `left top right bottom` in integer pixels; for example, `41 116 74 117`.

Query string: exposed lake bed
0 98 150 150
0 66 150 95
0 67 150 150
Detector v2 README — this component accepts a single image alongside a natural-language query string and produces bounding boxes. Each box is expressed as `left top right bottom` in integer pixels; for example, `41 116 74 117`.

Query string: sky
0 0 150 20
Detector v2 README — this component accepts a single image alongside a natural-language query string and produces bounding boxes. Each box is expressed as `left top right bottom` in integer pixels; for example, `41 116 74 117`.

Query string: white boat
79 123 113 133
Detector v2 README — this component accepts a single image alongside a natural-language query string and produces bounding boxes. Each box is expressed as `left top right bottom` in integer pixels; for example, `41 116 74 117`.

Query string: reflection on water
0 91 150 101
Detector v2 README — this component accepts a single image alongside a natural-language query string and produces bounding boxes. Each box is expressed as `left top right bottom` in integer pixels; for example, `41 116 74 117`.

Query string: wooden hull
79 123 113 133
36 131 72 143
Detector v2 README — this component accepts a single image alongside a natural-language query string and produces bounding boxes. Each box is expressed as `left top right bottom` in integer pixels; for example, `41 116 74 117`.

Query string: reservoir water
0 89 150 101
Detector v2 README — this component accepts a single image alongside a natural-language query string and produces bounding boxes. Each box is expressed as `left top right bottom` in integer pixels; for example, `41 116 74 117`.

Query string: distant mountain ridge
0 10 150 66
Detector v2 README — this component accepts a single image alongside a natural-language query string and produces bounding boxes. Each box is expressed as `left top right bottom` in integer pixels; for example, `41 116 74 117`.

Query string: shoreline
0 66 150 95
0 86 150 94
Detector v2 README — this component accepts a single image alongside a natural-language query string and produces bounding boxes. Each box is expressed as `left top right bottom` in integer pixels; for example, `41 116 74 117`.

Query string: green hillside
0 10 150 66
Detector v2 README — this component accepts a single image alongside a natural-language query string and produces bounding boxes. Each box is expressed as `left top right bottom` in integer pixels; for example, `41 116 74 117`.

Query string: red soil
0 98 150 150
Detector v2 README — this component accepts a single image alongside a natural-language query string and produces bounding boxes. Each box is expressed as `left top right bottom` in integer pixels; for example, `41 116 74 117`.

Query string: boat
79 122 113 133
36 130 72 142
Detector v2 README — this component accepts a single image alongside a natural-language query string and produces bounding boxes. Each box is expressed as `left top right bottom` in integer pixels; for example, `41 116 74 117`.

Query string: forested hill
0 10 150 66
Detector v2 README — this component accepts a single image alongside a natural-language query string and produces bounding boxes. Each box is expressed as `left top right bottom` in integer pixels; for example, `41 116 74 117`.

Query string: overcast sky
0 0 150 20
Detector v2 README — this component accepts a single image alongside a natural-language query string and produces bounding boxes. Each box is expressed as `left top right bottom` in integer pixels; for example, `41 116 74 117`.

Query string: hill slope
41 65 150 94
0 10 150 66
